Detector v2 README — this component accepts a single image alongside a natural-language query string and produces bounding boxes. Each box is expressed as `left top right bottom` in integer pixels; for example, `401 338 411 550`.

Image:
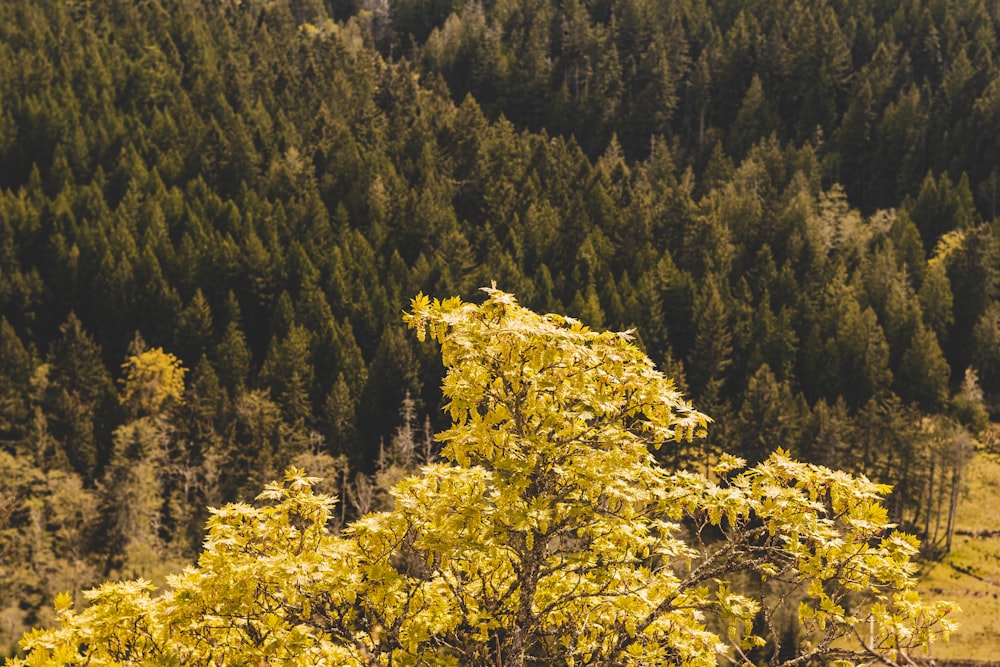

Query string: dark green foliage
0 319 34 447
972 301 1000 395
897 323 951 412
688 276 732 399
919 261 955 341
0 451 99 653
734 363 808 465
43 314 117 479
908 171 977 251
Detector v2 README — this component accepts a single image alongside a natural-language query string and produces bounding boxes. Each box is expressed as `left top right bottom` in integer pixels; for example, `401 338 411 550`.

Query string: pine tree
897 322 950 412
212 320 252 394
728 74 780 158
174 289 214 365
321 373 358 455
687 275 732 399
734 363 807 464
44 314 116 479
971 300 1000 396
0 318 34 448
259 324 316 425
919 260 955 342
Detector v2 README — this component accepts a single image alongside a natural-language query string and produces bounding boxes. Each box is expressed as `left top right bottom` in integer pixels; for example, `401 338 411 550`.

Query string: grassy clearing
917 452 1000 660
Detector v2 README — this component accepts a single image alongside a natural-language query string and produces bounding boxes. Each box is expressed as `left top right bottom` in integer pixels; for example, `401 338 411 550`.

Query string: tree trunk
504 538 540 667
923 456 935 539
945 434 969 552
945 460 963 553
933 461 946 546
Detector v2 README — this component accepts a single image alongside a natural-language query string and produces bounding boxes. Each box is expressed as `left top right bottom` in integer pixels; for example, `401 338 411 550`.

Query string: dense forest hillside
1 0 999 652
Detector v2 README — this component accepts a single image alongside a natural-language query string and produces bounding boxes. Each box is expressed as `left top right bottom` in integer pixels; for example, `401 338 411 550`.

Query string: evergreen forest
1 0 999 654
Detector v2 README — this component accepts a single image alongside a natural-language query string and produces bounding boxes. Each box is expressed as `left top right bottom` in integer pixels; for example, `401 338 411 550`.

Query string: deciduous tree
9 290 956 667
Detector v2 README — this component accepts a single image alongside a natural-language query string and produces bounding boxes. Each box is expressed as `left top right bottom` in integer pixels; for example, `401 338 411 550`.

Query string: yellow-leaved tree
9 288 955 667
119 348 187 415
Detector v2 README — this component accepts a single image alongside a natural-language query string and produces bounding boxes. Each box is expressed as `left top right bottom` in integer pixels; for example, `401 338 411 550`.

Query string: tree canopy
8 290 956 667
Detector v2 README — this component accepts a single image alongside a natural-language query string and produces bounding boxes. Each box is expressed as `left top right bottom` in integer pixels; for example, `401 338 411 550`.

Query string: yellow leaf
53 592 73 614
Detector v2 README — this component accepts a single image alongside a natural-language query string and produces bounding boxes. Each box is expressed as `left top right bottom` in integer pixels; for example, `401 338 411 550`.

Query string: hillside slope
1 0 1000 655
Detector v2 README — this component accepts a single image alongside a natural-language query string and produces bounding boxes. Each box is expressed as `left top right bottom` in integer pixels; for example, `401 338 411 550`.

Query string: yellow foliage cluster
119 348 187 415
9 290 955 667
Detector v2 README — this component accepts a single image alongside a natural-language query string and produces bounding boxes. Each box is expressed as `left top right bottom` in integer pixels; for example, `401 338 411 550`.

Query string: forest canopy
0 0 996 655
6 290 956 667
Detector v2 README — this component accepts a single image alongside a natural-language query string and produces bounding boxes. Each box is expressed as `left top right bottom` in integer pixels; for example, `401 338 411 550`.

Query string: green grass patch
917 452 1000 659
952 450 1000 534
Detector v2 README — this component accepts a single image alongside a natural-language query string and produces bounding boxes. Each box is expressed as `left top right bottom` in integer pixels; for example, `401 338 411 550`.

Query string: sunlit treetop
119 348 187 415
406 285 709 463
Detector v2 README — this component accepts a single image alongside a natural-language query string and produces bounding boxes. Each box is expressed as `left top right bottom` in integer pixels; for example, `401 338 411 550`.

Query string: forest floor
917 449 1000 660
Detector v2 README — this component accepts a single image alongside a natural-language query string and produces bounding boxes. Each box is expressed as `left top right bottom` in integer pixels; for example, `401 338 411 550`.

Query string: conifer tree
0 318 33 448
174 289 214 365
971 300 1000 396
919 260 955 342
44 314 115 479
688 275 732 399
897 322 950 412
